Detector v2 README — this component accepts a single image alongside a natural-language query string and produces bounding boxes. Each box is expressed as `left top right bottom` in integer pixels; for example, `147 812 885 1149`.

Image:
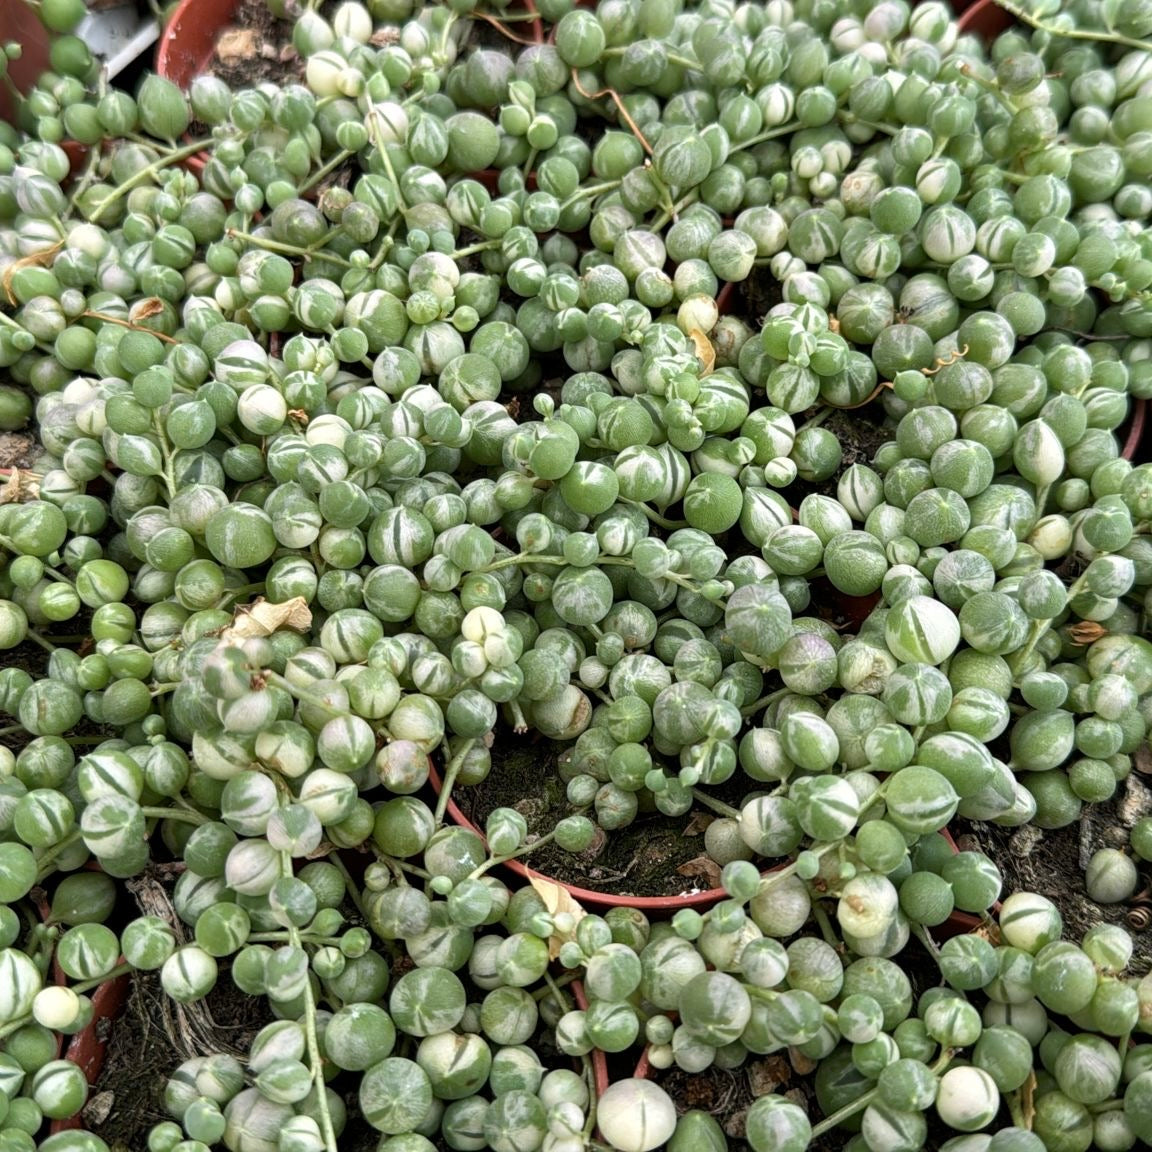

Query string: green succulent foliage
5 0 1152 1149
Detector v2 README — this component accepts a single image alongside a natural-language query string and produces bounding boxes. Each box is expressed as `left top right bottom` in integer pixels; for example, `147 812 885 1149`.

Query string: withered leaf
688 328 716 376
528 874 586 960
676 854 722 889
222 596 312 641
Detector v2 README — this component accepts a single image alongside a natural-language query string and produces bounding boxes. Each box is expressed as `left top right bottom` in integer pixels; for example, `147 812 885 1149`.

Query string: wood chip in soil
202 0 304 89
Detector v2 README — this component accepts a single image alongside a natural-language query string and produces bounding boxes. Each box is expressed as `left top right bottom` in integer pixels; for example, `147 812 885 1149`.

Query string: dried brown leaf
0 468 38 504
747 1056 791 1097
1021 1070 1036 1130
222 596 312 640
528 874 586 960
683 811 714 837
1069 621 1108 645
131 297 167 321
676 854 722 889
688 328 716 376
3 243 63 306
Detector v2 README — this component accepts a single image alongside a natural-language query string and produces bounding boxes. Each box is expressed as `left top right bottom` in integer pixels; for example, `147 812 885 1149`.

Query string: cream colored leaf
222 596 313 640
0 469 39 505
528 874 586 960
0 470 21 506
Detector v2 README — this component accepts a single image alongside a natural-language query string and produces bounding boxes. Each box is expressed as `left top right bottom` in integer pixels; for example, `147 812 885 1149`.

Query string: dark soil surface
0 431 37 470
453 737 763 899
787 406 893 507
201 0 305 90
955 769 1152 974
725 265 784 324
86 965 275 1151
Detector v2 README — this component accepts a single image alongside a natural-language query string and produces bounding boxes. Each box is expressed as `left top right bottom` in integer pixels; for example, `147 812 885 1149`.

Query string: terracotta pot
571 980 610 1099
48 972 132 1134
955 0 1017 37
156 0 544 178
154 0 240 177
936 826 1002 940
155 0 238 88
28 884 132 1136
0 0 52 126
427 760 736 912
1122 399 1147 463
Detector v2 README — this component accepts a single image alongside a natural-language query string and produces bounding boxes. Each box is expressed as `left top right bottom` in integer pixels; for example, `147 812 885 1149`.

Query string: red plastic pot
155 0 545 174
155 0 239 87
935 826 1002 941
29 885 132 1136
571 980 611 1099
154 0 239 177
48 972 132 1134
955 0 1017 37
1122 399 1147 463
427 760 736 912
0 0 53 125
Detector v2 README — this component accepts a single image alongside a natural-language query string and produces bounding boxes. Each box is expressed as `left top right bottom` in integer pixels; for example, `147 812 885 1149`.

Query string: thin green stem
753 840 841 897
84 138 214 219
467 826 560 880
911 922 942 965
809 1087 879 1138
152 411 177 501
35 828 83 880
299 148 357 195
140 806 210 826
601 46 700 70
739 687 791 719
73 961 134 995
225 229 356 268
798 406 835 432
811 903 840 948
280 846 339 1152
623 499 688 531
24 629 57 655
560 180 622 210
328 851 370 920
689 788 742 821
433 737 477 826
541 968 574 1014
452 239 504 259
992 0 1152 51
0 962 135 1042
67 143 105 210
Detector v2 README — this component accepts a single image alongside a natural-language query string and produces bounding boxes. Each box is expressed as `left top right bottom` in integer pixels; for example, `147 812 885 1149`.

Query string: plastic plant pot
48 972 132 1134
0 0 53 124
934 826 1003 941
157 0 543 176
28 884 132 1135
956 0 1018 37
1122 398 1147 463
154 0 239 177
